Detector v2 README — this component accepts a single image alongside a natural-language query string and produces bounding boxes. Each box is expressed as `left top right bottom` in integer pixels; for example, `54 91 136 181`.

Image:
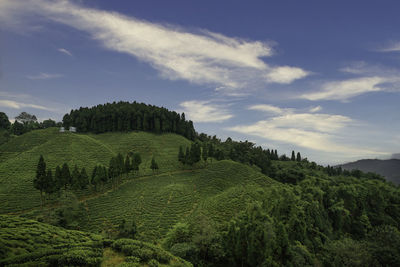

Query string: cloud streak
26 72 63 80
179 100 233 123
0 0 309 93
57 48 73 56
229 105 384 157
0 99 53 111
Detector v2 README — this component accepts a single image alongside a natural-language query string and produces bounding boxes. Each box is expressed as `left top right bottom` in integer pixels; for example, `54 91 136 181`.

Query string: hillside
0 214 192 266
340 159 400 184
0 127 190 213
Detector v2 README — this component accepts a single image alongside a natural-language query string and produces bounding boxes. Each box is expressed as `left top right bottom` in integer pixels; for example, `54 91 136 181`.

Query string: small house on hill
59 127 65 133
69 127 76 132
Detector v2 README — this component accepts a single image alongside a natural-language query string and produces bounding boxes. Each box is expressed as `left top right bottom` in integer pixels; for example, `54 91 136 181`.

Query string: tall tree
79 167 89 189
291 151 296 161
124 154 131 174
178 146 185 164
133 153 142 174
150 156 159 173
33 155 46 207
60 163 71 189
296 152 302 162
202 143 208 164
0 112 10 130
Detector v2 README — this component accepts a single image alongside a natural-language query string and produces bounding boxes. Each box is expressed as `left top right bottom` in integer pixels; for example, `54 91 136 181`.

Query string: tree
296 152 302 162
11 121 24 135
124 154 131 174
79 167 89 189
55 165 62 191
178 146 185 164
33 155 46 207
202 143 208 164
61 163 71 189
71 165 80 189
42 119 56 128
15 111 37 123
291 151 296 161
118 218 138 239
132 153 142 175
0 112 10 130
151 156 159 173
44 168 56 197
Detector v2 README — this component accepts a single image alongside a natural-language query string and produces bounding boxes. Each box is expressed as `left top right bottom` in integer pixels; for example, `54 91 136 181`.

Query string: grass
0 214 192 266
0 128 191 214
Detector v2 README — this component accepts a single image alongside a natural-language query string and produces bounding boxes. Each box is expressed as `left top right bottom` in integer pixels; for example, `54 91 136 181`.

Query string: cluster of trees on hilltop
62 101 196 140
0 111 60 138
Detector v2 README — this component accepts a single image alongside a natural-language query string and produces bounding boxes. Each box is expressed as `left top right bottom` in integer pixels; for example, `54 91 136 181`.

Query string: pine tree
208 143 214 163
61 163 71 190
71 165 80 189
44 168 55 197
133 153 142 174
291 151 296 161
124 154 131 174
296 152 302 162
33 155 46 207
150 156 159 173
202 143 208 164
55 165 62 191
79 167 89 189
178 146 185 163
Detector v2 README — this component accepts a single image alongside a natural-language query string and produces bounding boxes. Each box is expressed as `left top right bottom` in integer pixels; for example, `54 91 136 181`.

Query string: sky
1 0 400 164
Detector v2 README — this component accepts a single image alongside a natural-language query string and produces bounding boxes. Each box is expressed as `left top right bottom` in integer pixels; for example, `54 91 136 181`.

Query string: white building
59 127 65 133
69 127 76 132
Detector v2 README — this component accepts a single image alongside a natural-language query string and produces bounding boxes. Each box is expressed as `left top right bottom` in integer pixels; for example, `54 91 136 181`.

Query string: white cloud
58 48 72 56
229 108 384 157
309 106 322 113
301 76 385 101
378 42 400 52
0 99 53 111
248 104 292 114
0 0 309 93
26 72 63 80
265 66 310 84
179 100 233 123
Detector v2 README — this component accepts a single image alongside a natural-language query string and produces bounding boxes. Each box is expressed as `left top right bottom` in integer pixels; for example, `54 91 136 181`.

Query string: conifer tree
185 147 190 165
178 146 185 163
79 167 89 189
150 156 159 173
291 151 296 161
55 165 62 191
208 143 214 162
296 152 302 162
71 165 80 189
61 163 71 189
202 143 208 164
33 155 46 207
133 153 142 174
124 154 131 174
44 168 55 197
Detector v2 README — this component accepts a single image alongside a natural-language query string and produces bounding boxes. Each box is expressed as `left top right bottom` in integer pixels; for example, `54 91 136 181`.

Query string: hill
0 214 192 266
340 159 400 184
0 127 190 213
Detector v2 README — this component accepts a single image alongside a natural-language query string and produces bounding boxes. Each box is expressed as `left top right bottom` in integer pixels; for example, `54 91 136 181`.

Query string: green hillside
0 128 191 214
0 215 192 266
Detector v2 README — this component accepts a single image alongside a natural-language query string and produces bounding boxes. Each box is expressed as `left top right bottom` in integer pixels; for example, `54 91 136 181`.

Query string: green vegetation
1 104 400 266
0 215 191 266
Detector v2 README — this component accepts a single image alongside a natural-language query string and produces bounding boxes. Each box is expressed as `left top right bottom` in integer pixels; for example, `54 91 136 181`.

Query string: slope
0 128 191 214
0 214 192 266
77 160 275 242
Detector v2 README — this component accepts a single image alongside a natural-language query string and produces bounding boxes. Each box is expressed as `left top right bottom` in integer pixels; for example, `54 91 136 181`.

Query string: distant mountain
392 153 400 159
340 159 400 184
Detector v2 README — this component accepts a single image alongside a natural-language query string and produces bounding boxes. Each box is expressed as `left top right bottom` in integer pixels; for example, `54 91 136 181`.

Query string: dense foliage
62 101 196 139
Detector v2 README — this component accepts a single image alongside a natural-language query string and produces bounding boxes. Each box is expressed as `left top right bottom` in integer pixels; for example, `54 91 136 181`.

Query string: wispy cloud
26 72 63 80
179 100 233 123
0 99 53 111
0 0 309 94
300 76 385 101
248 104 292 114
229 105 384 157
57 48 72 56
377 42 400 52
309 105 322 113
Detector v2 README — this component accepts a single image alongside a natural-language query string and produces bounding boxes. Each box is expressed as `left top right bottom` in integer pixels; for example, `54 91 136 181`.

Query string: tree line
62 101 196 140
33 152 148 205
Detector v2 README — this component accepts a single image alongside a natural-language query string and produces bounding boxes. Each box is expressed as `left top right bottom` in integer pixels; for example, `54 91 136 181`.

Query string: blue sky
1 0 400 164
